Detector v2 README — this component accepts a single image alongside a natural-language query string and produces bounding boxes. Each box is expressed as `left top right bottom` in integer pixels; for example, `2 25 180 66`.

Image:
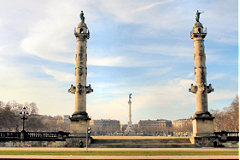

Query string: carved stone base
193 112 214 120
70 112 91 139
190 136 218 147
192 113 214 137
70 111 90 121
70 120 88 134
65 136 92 147
124 124 136 136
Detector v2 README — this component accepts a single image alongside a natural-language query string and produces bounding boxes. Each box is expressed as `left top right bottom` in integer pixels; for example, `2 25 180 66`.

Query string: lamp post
86 120 91 152
19 107 29 132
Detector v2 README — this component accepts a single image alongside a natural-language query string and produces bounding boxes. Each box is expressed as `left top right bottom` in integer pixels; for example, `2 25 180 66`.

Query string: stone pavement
0 148 238 160
0 147 238 151
0 155 238 160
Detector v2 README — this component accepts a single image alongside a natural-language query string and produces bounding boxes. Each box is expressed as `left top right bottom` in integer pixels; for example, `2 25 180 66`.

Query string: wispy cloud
208 90 237 102
145 67 172 77
208 73 225 81
42 67 75 82
132 0 174 13
0 58 73 116
127 44 193 57
88 56 125 67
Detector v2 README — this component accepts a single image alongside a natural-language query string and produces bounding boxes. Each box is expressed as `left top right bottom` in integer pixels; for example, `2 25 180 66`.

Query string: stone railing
0 131 70 141
26 131 69 140
0 132 20 141
214 131 239 142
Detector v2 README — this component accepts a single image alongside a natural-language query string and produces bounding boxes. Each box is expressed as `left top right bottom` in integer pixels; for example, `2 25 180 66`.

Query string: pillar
68 11 93 141
124 93 135 135
189 11 214 139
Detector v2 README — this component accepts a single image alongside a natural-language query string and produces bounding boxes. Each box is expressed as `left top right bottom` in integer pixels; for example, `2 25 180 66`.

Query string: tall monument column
128 93 133 128
189 11 214 139
124 93 135 135
68 11 93 138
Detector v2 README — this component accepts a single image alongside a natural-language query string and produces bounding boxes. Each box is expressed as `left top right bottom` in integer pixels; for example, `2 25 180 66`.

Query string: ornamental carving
77 83 83 94
68 84 76 94
189 84 197 93
79 53 83 60
86 84 93 94
80 46 84 53
198 82 206 94
200 66 206 84
78 66 83 76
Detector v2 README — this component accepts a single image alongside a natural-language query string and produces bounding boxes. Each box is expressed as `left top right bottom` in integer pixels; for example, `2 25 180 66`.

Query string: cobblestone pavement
0 155 239 160
0 147 238 151
0 147 238 159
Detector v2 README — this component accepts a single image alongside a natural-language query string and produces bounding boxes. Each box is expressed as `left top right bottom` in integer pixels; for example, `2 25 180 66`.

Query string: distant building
173 119 192 136
173 119 191 128
62 115 70 122
120 124 128 132
89 119 120 135
138 119 172 136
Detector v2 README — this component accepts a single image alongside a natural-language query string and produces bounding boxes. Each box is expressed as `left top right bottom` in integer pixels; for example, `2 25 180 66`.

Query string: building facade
138 119 172 136
89 119 120 135
173 119 192 136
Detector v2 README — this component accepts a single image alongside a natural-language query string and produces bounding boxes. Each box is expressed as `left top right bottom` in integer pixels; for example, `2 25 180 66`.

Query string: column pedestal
70 120 88 135
192 114 214 137
70 111 90 135
68 117 91 147
191 113 216 147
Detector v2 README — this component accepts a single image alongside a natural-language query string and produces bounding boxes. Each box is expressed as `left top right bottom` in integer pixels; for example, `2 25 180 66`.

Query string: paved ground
0 147 238 151
0 148 238 159
0 155 238 160
91 136 189 139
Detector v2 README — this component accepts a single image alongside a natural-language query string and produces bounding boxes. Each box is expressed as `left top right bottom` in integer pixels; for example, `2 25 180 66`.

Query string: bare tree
0 100 70 132
211 96 239 132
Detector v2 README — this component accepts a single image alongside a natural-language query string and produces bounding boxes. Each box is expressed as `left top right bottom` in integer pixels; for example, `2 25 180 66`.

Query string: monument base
124 123 136 136
192 112 215 137
69 112 91 134
191 112 216 147
190 136 217 147
68 112 91 147
68 120 91 147
124 131 136 136
65 135 91 147
70 120 88 135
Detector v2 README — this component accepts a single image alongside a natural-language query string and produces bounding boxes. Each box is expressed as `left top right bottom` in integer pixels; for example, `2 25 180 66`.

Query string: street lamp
86 121 91 152
19 106 29 132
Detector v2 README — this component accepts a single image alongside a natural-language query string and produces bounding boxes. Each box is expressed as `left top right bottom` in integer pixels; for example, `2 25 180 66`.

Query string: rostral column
189 10 215 141
68 11 93 135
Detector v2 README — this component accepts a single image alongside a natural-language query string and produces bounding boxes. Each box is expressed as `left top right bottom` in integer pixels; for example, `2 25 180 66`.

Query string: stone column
68 11 93 143
189 11 214 139
128 98 132 126
124 94 135 135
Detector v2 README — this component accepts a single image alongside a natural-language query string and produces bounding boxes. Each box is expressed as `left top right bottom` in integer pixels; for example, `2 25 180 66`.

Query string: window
80 28 83 33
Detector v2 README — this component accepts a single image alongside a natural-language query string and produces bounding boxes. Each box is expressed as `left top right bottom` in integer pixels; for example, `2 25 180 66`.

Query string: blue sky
0 0 238 124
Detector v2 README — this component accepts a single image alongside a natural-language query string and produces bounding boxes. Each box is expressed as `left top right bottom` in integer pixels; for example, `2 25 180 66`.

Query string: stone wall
0 141 67 147
0 137 91 147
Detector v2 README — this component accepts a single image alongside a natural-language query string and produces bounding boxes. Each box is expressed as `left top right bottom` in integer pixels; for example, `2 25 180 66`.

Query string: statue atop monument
80 11 85 23
129 93 132 102
195 10 203 22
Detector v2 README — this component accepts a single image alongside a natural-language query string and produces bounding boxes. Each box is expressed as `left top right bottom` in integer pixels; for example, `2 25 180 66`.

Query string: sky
0 0 238 124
